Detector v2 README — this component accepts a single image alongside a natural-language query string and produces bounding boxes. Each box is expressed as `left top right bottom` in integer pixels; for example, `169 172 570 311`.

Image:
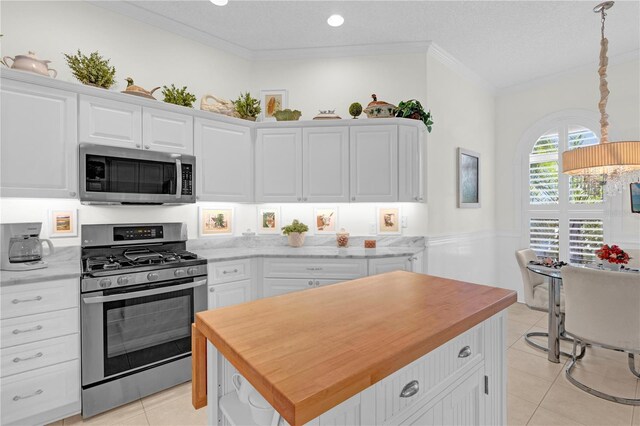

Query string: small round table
526 264 563 363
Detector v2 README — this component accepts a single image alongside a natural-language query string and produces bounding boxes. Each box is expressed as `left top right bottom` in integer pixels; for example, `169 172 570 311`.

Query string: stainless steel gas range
80 223 207 418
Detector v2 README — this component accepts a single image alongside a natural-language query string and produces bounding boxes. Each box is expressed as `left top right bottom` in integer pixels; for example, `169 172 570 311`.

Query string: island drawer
263 258 367 279
0 278 79 320
1 359 80 426
375 323 484 424
1 308 79 349
0 334 79 378
209 258 252 285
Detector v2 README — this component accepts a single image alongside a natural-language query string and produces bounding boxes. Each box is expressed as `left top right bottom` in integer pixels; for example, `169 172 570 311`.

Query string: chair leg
629 354 640 379
524 331 585 359
566 340 640 406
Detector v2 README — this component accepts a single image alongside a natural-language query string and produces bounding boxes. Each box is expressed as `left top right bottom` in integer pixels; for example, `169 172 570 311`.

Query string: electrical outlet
369 223 376 234
401 216 408 228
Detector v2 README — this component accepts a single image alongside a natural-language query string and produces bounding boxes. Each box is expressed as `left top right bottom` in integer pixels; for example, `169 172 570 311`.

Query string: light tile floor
50 302 640 426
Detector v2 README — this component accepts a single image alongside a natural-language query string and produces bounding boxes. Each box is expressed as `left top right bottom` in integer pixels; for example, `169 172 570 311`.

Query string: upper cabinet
350 125 398 202
195 118 252 202
1 80 78 198
255 128 303 203
302 127 350 203
79 95 142 149
143 107 193 154
399 125 424 202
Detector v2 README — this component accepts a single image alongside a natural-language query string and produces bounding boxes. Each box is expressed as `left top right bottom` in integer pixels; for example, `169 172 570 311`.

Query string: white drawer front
1 308 79 349
376 324 484 424
0 278 78 319
263 258 367 279
1 359 80 425
210 259 252 285
0 334 79 378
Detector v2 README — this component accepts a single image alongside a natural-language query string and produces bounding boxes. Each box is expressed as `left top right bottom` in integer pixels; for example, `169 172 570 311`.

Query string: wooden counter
192 271 516 425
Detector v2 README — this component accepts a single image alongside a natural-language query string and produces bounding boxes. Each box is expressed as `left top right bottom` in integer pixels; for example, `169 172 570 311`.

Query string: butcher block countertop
192 271 517 425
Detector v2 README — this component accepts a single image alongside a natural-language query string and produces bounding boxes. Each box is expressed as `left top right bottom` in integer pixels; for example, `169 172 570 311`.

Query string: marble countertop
0 247 81 287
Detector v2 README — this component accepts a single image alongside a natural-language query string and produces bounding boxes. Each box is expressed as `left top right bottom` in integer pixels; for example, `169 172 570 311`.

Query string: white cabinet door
79 95 142 149
368 256 411 275
195 119 253 202
349 125 398 202
302 127 350 202
399 125 424 202
262 278 314 297
442 367 485 426
410 252 424 274
255 128 302 202
1 80 78 198
208 280 252 310
143 107 193 154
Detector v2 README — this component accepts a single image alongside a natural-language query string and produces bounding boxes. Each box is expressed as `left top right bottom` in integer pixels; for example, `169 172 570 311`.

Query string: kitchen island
192 271 516 425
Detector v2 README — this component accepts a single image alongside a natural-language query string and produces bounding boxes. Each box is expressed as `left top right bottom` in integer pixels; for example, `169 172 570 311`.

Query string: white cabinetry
255 128 303 202
1 80 78 198
399 125 424 202
368 253 423 275
195 119 253 202
302 127 350 202
208 280 252 310
349 125 398 202
79 95 142 149
207 259 255 309
143 107 193 154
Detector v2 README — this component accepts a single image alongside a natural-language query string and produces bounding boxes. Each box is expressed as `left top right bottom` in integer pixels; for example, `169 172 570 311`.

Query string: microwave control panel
181 164 193 196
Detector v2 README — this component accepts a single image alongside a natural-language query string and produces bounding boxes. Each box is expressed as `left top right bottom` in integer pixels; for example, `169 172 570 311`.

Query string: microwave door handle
175 158 182 199
82 279 207 304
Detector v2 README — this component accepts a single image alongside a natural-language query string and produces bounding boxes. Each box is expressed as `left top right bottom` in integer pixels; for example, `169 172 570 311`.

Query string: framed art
199 207 233 236
458 148 481 208
260 89 288 121
376 206 401 235
258 207 281 234
314 206 338 234
49 209 78 238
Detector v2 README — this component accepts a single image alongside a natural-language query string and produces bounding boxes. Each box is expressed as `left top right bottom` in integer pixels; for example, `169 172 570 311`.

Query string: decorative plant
233 92 261 120
395 99 434 132
63 50 116 89
349 102 363 119
162 84 196 107
595 244 630 264
281 219 309 235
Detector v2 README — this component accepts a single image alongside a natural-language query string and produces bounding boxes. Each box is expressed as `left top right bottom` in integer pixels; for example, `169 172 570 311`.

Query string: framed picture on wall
49 209 78 238
314 206 338 234
257 207 281 234
376 206 401 235
458 148 481 208
260 89 288 121
199 207 233 237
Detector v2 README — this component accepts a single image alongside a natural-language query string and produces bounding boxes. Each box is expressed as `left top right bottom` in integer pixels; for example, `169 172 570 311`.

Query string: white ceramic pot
248 392 274 425
603 262 622 272
287 232 306 247
3 51 57 78
231 373 255 404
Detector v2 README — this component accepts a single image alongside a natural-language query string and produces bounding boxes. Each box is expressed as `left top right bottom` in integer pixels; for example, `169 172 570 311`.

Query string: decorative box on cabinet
349 125 398 202
79 95 142 149
255 128 303 202
302 127 350 202
0 79 78 198
399 125 424 202
143 107 194 154
195 119 253 202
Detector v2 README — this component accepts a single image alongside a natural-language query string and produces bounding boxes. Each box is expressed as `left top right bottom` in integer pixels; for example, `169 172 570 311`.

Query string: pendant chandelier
561 1 640 196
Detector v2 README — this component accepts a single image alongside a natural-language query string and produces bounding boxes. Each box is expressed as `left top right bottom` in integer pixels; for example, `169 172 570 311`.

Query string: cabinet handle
297 197 302 201
222 269 238 274
315 280 320 286
136 144 141 148
69 192 77 197
12 389 43 401
12 325 42 334
399 380 419 398
408 257 418 262
351 196 356 201
458 346 472 358
303 197 308 202
144 145 150 150
209 288 215 292
12 296 42 304
414 196 419 201
13 352 43 363
308 280 314 286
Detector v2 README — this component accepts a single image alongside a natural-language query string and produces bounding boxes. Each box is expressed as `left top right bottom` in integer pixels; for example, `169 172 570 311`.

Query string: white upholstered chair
562 265 640 405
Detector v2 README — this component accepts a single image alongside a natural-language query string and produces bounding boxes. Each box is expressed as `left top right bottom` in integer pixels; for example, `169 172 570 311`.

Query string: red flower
596 244 630 265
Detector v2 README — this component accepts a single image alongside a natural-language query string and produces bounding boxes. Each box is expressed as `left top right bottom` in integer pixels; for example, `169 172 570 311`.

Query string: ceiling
94 0 640 89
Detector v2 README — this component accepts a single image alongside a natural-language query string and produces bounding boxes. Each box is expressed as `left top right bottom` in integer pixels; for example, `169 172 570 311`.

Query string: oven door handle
175 158 182 199
82 279 207 304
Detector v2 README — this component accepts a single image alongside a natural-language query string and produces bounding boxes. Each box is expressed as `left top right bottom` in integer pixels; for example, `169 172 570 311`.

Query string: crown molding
251 41 434 61
426 42 496 95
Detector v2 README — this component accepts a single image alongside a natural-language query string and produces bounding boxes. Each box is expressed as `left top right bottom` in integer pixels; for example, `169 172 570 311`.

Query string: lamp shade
562 141 640 175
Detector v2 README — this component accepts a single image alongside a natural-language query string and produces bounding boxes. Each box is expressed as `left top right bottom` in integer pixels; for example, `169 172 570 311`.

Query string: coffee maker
1 223 54 271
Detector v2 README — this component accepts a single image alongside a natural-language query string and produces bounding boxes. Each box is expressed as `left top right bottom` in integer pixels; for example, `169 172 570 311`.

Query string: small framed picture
260 89 288 121
49 209 78 238
257 207 281 234
314 206 338 234
199 207 233 237
458 148 480 208
376 206 401 235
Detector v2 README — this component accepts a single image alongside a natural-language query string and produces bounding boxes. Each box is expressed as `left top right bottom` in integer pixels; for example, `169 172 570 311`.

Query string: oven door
81 277 207 387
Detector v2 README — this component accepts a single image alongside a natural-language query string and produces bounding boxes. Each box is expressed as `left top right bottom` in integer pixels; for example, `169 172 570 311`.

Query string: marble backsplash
187 235 425 250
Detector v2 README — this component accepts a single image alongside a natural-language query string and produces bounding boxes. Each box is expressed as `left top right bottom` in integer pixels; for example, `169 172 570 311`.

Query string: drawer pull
13 389 43 401
12 296 43 304
13 352 43 363
308 280 314 286
12 325 43 334
458 346 472 358
222 269 238 274
400 380 419 398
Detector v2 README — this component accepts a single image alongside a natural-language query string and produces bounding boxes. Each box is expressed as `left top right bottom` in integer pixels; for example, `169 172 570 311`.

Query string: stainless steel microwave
79 143 195 204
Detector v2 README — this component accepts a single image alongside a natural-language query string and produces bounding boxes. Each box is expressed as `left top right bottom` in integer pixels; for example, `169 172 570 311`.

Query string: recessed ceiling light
327 14 344 27
210 0 228 6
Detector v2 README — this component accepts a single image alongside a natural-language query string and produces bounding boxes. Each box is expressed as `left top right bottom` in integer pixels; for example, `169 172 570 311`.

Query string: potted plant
281 219 309 248
349 102 363 119
395 99 434 132
162 84 196 108
233 92 261 121
63 50 116 89
595 244 630 271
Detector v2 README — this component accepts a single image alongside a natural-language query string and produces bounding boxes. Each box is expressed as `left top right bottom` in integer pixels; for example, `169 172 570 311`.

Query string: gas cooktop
83 248 200 273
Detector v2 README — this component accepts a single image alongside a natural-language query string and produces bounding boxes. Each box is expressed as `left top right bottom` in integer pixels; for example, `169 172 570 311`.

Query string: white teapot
3 51 57 78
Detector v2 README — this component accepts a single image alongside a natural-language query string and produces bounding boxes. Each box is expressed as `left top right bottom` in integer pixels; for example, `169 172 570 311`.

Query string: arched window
526 123 605 264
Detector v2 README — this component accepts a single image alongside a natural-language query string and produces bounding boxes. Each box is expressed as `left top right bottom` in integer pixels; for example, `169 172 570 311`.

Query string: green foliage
395 99 434 132
162 84 196 108
348 102 363 118
64 50 116 89
281 219 309 235
233 92 261 119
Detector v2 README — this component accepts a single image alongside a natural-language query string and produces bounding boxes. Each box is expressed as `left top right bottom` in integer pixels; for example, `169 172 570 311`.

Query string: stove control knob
117 276 129 286
187 267 198 276
174 269 186 278
99 278 112 288
147 272 159 281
